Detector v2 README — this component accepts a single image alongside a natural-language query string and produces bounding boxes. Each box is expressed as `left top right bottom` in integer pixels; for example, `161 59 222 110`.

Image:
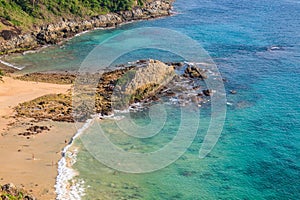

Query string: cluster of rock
18 125 50 137
184 65 208 79
148 62 213 107
14 59 212 123
74 60 176 119
0 0 174 54
0 183 35 200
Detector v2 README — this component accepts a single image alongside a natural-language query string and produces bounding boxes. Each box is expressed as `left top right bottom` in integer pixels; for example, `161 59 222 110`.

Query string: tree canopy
0 0 144 29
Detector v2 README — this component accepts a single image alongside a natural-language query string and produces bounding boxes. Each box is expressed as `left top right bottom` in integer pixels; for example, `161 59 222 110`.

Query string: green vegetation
15 92 74 122
0 183 27 200
1 192 23 200
0 0 145 31
0 69 3 82
16 72 76 84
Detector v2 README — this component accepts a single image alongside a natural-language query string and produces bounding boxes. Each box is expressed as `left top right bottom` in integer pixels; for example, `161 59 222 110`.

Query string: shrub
0 69 3 82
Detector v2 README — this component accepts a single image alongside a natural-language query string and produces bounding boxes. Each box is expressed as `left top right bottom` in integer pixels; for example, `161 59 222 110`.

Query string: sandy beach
0 76 76 199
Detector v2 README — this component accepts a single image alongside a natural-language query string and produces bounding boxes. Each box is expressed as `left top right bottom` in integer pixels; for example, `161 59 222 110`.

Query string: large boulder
113 59 175 106
125 60 174 94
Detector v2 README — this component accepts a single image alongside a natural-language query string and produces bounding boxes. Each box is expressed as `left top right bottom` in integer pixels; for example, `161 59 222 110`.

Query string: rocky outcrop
184 65 208 79
0 0 174 54
112 59 175 109
124 60 175 99
14 59 212 122
14 60 176 121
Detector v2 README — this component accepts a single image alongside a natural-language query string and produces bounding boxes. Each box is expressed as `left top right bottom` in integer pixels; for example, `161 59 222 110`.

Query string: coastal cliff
0 0 174 55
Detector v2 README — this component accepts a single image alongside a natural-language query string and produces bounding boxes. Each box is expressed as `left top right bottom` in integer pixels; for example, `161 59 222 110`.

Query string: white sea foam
55 109 133 199
55 118 94 200
226 102 233 106
22 50 38 55
268 46 283 51
0 59 24 70
75 30 90 37
98 113 125 120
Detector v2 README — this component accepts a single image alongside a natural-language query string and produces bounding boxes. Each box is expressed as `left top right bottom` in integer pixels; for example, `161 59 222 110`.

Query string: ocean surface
3 0 300 199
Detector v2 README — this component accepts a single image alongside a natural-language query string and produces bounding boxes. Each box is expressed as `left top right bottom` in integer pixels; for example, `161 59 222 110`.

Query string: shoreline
0 0 175 56
0 58 211 199
0 13 175 71
0 76 74 199
55 118 94 200
0 6 177 72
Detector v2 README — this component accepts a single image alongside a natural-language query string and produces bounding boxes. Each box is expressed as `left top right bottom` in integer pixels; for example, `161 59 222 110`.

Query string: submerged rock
230 90 237 94
203 89 213 96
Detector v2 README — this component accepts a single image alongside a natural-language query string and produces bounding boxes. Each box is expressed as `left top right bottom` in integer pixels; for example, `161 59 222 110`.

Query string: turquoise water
5 0 300 199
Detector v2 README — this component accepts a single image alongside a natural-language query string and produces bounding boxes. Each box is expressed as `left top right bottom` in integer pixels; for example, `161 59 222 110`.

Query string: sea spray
55 118 95 200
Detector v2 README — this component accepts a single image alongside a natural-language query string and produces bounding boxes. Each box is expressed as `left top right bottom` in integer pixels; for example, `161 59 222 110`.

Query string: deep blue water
5 0 300 199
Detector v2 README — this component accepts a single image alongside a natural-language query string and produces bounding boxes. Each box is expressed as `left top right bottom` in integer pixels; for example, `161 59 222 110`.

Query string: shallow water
4 0 300 199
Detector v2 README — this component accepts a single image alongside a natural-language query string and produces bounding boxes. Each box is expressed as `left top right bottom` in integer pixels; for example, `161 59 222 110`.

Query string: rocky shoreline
0 0 174 55
14 59 211 127
0 59 213 198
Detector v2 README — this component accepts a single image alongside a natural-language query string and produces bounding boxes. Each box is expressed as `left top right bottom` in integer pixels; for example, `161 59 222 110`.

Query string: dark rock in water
150 95 160 102
165 91 176 97
137 59 148 64
193 85 201 90
230 90 237 94
180 170 196 177
177 62 185 67
166 62 184 68
203 89 213 96
184 66 208 79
